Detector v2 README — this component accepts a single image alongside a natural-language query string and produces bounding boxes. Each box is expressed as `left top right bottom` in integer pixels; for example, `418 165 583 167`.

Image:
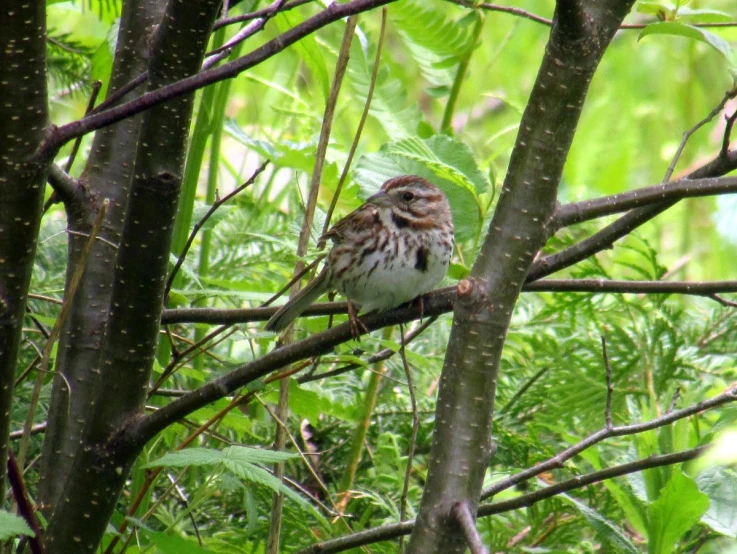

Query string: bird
265 175 454 333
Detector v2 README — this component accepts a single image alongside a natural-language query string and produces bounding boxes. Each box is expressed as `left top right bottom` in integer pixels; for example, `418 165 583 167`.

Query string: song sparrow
265 175 454 332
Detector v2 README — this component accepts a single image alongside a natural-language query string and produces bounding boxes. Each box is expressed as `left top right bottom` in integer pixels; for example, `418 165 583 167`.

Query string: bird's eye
402 191 414 202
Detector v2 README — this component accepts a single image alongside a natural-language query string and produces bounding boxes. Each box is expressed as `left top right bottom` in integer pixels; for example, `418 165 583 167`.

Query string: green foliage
648 471 710 553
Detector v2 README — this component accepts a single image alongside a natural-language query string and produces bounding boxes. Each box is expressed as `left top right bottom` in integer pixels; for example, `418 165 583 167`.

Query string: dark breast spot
391 212 410 228
415 245 429 272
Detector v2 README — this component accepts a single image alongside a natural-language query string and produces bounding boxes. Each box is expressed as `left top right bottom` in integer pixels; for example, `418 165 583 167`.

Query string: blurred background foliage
19 0 737 551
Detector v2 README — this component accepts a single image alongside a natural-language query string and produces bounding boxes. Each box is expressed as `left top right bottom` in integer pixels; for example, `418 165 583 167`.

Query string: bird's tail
265 270 330 332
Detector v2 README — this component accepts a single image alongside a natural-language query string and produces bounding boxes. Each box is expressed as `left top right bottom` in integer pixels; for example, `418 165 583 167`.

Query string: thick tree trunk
407 2 637 552
39 0 221 551
0 0 49 504
39 0 166 515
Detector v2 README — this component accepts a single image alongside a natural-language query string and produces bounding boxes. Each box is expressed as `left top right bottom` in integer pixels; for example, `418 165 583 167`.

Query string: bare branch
296 445 708 554
161 279 737 326
452 501 488 554
481 384 737 501
213 0 313 30
553 176 737 230
46 164 82 205
7 450 45 554
478 447 706 517
450 0 737 30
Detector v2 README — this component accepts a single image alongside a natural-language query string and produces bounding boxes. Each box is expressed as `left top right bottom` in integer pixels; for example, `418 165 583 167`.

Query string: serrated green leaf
0 511 33 541
648 470 709 554
353 135 487 243
639 22 735 67
390 0 476 87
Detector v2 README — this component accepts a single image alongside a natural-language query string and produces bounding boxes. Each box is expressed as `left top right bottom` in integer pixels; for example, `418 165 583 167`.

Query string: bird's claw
347 300 368 340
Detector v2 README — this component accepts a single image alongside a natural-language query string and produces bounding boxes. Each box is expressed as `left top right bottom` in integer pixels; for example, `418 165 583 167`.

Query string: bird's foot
347 300 368 340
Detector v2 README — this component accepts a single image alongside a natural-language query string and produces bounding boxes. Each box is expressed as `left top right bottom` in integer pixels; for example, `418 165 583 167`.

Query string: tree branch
452 501 488 554
481 384 737 501
478 447 706 516
450 0 737 30
530 90 737 282
160 279 737 325
553 176 737 230
125 289 456 449
164 161 269 300
46 164 83 205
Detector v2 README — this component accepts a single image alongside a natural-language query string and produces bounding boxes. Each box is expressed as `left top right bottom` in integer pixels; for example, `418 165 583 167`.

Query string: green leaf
639 22 735 67
354 135 488 243
390 0 476 87
145 446 314 512
697 467 737 538
558 493 640 554
0 511 33 541
647 470 710 554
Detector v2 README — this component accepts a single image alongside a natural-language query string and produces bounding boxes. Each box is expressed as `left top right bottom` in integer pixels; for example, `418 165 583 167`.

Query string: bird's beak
366 190 392 208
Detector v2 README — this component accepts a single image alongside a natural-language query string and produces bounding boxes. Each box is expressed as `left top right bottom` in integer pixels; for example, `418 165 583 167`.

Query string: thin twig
711 293 737 308
452 501 489 554
398 324 419 552
90 73 148 115
257 396 355 525
150 325 236 394
261 254 326 308
451 0 737 30
213 0 313 29
164 160 268 299
664 88 737 183
721 109 737 157
204 0 290 70
498 365 552 415
601 336 614 430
